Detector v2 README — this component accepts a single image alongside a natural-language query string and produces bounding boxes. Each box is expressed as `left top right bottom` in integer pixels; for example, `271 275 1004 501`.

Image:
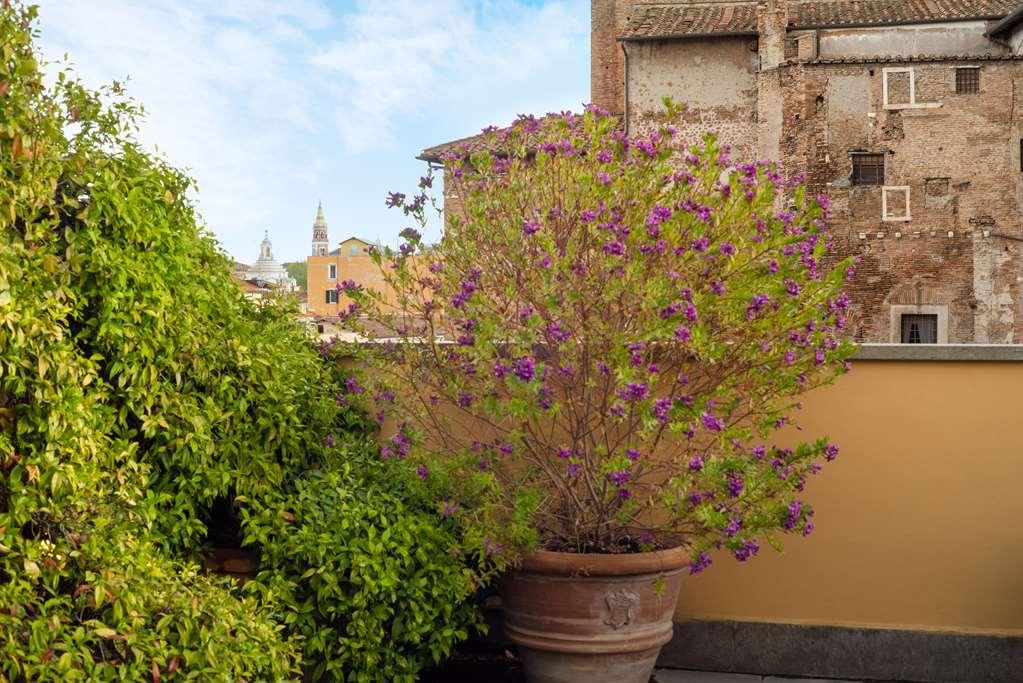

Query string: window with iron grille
901 314 938 344
956 67 979 94
852 153 885 185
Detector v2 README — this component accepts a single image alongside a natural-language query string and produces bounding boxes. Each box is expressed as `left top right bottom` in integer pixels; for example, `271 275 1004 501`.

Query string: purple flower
688 455 704 472
725 519 742 538
602 240 625 256
696 205 713 222
514 356 536 382
597 171 611 186
783 500 803 531
719 242 735 256
701 412 724 432
689 552 713 575
620 382 649 402
323 434 335 448
606 470 631 486
733 539 760 562
416 464 429 481
752 445 766 460
710 280 726 295
345 376 364 394
691 236 710 252
493 361 508 379
522 218 542 236
457 391 474 408
646 204 672 228
441 501 459 517
547 322 572 343
745 294 769 321
803 523 815 537
538 385 553 410
626 448 641 463
653 397 672 425
385 191 405 208
616 488 632 501
597 150 613 163
566 462 582 478
785 279 801 296
824 443 839 461
727 473 745 498
674 325 692 343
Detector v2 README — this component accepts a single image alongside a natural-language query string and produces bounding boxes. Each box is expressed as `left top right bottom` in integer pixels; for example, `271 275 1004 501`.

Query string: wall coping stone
855 343 1023 361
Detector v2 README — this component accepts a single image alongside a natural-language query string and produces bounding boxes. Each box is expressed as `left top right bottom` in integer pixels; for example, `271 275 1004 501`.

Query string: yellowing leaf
23 558 40 578
94 627 118 638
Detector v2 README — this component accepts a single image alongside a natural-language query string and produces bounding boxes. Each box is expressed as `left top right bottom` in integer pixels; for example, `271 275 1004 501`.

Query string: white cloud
312 0 588 150
32 0 589 261
35 0 328 259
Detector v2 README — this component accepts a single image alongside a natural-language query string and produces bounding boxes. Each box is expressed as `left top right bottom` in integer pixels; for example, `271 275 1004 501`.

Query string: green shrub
243 443 484 682
0 3 480 679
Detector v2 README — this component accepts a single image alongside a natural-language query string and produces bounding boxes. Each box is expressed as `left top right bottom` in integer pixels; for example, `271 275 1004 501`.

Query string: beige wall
676 359 1023 635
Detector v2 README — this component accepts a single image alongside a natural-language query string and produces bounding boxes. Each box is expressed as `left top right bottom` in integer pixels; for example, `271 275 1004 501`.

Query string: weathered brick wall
790 60 1023 342
626 37 759 160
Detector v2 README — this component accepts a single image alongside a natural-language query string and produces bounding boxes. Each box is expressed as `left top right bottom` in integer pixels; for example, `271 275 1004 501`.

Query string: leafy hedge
245 448 482 682
0 3 480 679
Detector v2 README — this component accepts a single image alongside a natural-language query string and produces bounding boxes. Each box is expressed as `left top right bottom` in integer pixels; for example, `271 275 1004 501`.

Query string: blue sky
36 0 590 264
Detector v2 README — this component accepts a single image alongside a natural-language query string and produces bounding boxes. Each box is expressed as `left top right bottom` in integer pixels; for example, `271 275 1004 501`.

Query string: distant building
243 231 296 291
305 203 386 316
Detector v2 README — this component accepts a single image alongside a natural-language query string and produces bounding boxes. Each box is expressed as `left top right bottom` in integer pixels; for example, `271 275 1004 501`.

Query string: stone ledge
854 343 1023 361
658 620 1023 682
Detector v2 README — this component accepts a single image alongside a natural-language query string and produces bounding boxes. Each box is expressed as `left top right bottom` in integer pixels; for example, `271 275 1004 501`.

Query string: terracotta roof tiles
620 1 1020 40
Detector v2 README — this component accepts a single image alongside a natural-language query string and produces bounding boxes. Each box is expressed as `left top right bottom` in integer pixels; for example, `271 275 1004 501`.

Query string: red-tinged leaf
73 583 91 599
40 649 53 664
167 656 179 674
0 81 8 98
152 660 160 682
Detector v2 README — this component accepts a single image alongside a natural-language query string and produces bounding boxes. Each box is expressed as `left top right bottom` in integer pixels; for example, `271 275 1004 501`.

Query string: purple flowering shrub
354 104 855 572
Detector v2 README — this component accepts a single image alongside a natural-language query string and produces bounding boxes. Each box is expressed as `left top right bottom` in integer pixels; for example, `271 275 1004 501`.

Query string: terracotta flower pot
500 547 688 683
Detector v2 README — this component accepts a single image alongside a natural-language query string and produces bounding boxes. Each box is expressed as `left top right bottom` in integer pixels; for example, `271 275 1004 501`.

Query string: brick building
592 0 1023 343
424 0 1023 343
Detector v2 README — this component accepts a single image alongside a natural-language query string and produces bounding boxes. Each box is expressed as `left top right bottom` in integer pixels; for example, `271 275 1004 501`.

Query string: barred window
901 314 938 344
852 153 885 185
956 67 980 95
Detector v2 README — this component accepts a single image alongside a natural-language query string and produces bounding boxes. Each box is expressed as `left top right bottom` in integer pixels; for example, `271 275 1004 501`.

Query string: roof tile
621 0 1020 40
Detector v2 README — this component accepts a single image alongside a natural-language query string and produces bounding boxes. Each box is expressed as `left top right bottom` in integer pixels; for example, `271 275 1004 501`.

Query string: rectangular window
350 244 359 256
955 67 980 94
901 314 938 344
328 264 337 279
882 186 912 222
852 153 885 185
325 289 338 304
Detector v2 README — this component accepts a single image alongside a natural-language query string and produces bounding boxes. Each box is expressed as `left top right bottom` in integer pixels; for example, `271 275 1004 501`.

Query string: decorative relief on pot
603 588 639 629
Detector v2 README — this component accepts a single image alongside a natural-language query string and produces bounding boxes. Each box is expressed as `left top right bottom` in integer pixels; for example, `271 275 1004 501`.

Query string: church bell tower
311 202 329 256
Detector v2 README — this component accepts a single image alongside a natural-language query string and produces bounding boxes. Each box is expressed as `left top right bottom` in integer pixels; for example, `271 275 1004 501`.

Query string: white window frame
328 263 337 279
889 304 948 344
882 67 941 110
882 185 912 222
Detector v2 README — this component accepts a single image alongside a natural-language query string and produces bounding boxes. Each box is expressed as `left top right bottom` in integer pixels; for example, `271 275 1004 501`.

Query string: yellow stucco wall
675 359 1023 635
306 253 343 317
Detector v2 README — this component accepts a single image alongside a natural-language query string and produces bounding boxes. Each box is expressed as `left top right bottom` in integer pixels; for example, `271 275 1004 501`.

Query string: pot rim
516 546 688 577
